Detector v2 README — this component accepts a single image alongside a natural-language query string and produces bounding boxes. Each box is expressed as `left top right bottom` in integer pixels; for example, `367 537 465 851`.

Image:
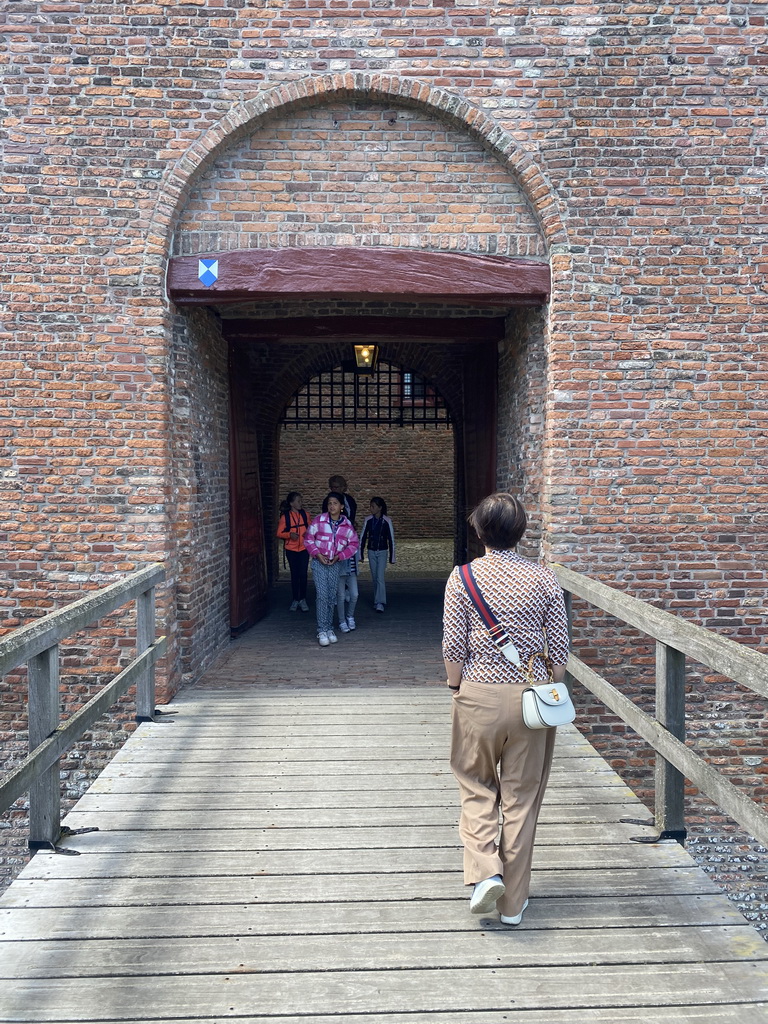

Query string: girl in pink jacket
303 492 359 646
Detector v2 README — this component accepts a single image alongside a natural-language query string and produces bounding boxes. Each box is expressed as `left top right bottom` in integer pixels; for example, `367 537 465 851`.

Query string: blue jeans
367 549 388 606
337 573 359 623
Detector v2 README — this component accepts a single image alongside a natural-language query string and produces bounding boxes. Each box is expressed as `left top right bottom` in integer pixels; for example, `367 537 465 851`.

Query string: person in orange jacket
276 491 310 611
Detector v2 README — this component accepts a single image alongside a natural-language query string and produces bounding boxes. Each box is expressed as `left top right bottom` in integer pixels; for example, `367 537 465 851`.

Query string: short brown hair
469 492 527 550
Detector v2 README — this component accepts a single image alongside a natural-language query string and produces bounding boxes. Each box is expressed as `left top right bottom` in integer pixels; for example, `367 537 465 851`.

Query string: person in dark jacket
359 496 395 612
324 474 357 525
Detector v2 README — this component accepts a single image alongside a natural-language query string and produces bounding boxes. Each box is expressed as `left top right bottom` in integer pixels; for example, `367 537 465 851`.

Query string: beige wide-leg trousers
450 679 556 918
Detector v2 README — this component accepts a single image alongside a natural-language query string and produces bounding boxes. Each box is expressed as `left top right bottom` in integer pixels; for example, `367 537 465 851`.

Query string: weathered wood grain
1 866 721 909
0 894 749 942
4 924 766 980
46 821 652 855
1 685 766 1024
166 247 551 305
71 784 638 813
1 961 766 1020
19 841 692 880
29 1011 765 1024
58 802 648 831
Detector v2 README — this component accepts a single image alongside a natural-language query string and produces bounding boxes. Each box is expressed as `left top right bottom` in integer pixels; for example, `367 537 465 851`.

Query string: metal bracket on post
619 816 687 844
30 825 101 856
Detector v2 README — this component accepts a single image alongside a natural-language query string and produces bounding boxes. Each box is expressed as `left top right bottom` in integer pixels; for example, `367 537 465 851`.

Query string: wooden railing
0 564 167 849
555 565 768 847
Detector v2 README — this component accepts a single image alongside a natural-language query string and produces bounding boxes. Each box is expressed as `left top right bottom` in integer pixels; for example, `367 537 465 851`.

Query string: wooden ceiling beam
167 247 550 306
221 315 507 344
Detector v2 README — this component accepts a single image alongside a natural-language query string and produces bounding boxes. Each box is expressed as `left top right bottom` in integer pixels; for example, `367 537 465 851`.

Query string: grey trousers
337 573 359 623
367 549 388 606
450 679 556 918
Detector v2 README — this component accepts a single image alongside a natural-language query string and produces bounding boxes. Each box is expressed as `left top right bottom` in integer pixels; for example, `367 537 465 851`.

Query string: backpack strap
458 563 521 666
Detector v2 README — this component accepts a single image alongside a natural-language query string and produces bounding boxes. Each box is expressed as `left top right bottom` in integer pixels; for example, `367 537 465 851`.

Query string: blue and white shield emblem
198 259 219 287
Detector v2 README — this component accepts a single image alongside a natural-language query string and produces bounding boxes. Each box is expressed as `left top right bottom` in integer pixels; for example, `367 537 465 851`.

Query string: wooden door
229 342 268 632
461 341 498 561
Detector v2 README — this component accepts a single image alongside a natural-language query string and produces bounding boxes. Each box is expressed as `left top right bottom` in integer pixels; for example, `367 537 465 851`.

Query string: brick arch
143 73 567 292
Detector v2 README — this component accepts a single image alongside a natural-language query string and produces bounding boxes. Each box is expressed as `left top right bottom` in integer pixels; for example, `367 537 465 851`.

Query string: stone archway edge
167 247 551 305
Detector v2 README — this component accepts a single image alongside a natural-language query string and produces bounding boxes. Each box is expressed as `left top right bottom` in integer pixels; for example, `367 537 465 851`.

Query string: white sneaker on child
347 617 356 630
299 599 309 612
338 621 350 633
327 629 338 643
318 632 330 647
289 601 299 611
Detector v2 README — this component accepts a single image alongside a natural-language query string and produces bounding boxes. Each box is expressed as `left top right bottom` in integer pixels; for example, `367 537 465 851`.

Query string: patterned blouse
442 549 570 685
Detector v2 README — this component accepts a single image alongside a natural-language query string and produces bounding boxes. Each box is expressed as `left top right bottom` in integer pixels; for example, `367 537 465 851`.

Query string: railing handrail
554 565 767 698
0 563 165 678
0 563 167 848
553 563 768 849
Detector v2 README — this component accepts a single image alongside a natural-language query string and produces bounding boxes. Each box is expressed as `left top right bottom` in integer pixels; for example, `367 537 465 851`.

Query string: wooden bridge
1 573 768 1021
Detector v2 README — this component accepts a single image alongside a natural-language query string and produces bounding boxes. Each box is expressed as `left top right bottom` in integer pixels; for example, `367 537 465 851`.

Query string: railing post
135 587 156 722
563 590 574 690
27 644 61 849
655 641 687 843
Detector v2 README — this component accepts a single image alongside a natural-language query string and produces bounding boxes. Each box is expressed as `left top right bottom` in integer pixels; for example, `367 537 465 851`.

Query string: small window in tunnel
401 372 437 406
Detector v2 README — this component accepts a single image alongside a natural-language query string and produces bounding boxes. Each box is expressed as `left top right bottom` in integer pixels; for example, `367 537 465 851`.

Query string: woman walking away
359 496 395 612
443 492 570 925
275 491 310 612
304 492 359 647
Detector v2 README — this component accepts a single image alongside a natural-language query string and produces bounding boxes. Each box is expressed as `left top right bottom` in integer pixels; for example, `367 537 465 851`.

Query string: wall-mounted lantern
353 344 378 375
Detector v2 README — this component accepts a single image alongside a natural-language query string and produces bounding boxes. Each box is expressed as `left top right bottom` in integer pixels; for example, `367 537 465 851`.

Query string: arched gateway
160 75 562 674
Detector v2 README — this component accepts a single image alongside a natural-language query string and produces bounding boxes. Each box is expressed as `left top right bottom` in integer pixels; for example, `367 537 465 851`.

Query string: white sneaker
375 603 384 612
500 899 528 926
469 875 505 915
327 629 338 643
299 600 309 612
339 621 350 633
318 632 330 647
289 601 299 611
347 617 356 630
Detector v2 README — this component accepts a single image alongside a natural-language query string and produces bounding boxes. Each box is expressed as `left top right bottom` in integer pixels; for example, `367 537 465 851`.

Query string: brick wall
170 309 231 686
496 308 547 560
279 423 455 538
173 102 545 259
2 3 767 903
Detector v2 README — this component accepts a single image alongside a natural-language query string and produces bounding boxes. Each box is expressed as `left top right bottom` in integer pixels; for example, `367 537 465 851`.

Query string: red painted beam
167 247 550 306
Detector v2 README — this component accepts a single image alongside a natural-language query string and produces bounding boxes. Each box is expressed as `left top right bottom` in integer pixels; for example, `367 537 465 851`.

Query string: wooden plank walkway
1 685 767 1023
